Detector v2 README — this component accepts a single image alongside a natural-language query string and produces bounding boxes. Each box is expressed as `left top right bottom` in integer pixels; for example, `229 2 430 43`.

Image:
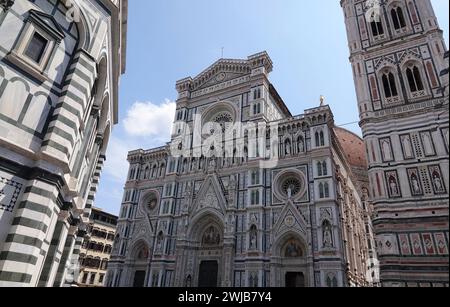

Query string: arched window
319 182 330 199
391 7 406 30
324 182 330 198
317 162 323 177
381 72 398 98
316 130 325 147
370 19 384 37
322 161 328 176
406 66 424 93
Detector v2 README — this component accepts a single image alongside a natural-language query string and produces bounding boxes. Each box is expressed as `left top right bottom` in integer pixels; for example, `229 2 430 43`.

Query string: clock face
216 72 226 82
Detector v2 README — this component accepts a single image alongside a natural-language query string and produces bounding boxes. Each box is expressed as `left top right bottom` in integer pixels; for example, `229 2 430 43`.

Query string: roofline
269 83 292 118
333 126 364 143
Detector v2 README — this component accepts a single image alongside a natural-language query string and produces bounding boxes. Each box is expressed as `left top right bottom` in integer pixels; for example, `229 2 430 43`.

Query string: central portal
285 272 305 287
198 261 219 287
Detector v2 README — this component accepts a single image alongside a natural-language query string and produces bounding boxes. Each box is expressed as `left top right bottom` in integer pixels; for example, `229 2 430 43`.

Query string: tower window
25 32 48 63
315 130 326 147
370 19 384 37
382 72 398 98
319 182 330 199
406 66 424 93
391 7 406 30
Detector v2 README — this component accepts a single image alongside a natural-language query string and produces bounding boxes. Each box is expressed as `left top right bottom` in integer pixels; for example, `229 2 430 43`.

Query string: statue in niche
410 174 421 194
249 227 257 250
382 140 392 161
432 172 443 192
401 136 413 158
322 221 334 248
156 232 164 253
389 176 399 196
285 141 291 155
298 138 304 153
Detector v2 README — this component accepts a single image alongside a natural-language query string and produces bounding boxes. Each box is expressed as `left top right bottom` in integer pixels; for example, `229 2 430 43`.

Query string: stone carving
407 168 422 196
429 166 446 194
386 171 401 198
202 226 221 246
197 185 219 212
284 240 303 258
322 221 334 248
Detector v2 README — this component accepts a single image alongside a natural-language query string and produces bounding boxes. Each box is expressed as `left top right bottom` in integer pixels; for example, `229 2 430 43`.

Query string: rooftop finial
320 95 325 106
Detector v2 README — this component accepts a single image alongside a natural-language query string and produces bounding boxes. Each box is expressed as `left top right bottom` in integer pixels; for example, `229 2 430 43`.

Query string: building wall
341 0 449 286
77 208 117 287
0 0 126 287
107 53 375 287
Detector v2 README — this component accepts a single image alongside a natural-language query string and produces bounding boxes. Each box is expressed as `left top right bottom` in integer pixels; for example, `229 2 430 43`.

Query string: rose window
281 177 302 198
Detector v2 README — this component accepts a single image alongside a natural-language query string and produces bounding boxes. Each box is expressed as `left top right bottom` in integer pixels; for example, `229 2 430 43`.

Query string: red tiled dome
334 127 368 169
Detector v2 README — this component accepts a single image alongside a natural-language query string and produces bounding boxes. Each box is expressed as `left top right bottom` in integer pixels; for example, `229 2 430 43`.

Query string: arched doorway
272 233 309 287
197 224 223 287
129 241 150 287
185 212 225 288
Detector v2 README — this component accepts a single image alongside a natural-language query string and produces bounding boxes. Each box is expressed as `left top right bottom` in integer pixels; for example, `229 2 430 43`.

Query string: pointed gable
191 175 227 216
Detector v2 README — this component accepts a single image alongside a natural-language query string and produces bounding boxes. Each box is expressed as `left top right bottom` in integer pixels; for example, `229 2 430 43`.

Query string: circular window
281 177 302 198
142 192 159 213
273 170 307 201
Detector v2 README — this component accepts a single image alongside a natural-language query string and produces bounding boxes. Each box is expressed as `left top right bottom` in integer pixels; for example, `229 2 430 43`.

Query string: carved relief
385 171 402 198
407 168 423 196
428 166 446 194
400 134 415 160
420 131 436 157
376 234 399 255
379 137 394 162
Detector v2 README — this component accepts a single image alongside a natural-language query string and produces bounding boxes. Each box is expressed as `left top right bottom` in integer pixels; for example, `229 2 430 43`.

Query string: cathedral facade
0 0 127 286
341 0 449 286
107 52 379 287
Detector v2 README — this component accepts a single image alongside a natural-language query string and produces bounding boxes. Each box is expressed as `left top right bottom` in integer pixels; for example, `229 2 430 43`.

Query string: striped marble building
0 0 127 286
341 0 449 286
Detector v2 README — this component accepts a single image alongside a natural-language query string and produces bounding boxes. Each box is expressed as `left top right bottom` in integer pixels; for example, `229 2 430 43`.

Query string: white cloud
123 99 176 139
102 135 137 182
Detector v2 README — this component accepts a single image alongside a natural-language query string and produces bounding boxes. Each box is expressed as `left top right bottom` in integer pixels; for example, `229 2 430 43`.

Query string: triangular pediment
130 218 153 246
273 201 308 238
191 59 251 91
191 175 227 216
29 10 65 41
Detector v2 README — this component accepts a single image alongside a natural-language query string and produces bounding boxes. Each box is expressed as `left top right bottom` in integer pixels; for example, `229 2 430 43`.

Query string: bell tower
341 0 449 287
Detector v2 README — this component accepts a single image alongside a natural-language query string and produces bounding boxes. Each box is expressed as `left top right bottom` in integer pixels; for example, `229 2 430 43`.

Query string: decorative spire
0 0 15 12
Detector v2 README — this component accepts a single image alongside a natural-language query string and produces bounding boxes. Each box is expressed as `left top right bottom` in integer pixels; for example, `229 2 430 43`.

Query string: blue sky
96 0 450 215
